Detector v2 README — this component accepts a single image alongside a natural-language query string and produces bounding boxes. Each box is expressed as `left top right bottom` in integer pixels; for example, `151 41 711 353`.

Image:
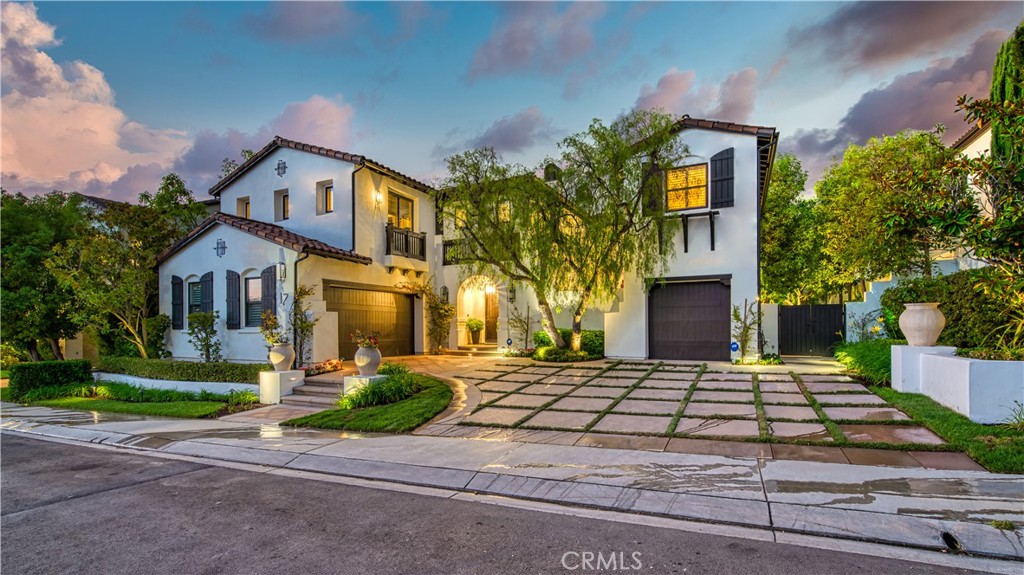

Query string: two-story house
157 137 436 363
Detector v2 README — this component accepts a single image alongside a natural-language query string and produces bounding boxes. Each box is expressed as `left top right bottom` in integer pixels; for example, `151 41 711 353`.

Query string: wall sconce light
508 285 516 303
373 190 383 205
440 286 449 302
485 285 496 295
213 238 226 258
277 261 287 280
276 160 287 177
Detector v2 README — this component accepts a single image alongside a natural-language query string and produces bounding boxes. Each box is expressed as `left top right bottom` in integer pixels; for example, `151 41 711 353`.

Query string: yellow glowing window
666 164 708 211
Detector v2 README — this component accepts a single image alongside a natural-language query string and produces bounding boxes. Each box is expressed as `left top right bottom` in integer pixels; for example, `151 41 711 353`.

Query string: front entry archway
456 276 504 347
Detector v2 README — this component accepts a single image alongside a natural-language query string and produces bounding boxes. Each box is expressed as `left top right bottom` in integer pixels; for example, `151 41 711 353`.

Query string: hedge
532 346 597 363
19 381 259 405
833 339 904 385
8 359 93 400
96 357 270 384
533 329 605 358
880 270 1006 348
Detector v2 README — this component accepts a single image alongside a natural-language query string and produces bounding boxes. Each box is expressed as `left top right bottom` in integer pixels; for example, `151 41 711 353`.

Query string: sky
1 1 1019 203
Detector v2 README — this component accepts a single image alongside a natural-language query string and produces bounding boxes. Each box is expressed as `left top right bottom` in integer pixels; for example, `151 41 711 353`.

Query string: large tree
0 191 87 360
47 174 208 358
991 22 1024 164
815 130 955 284
440 109 685 351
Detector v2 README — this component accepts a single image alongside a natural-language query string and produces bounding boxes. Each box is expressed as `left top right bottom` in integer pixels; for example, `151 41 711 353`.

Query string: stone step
445 348 504 358
291 384 342 398
280 394 338 408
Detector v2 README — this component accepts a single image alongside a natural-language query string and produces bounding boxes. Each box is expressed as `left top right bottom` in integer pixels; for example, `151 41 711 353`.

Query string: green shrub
19 381 259 405
834 339 903 385
144 314 172 359
339 373 420 409
377 361 410 376
8 359 93 400
20 383 95 402
186 311 223 363
532 346 596 363
532 329 605 357
955 348 1024 361
880 271 1006 348
466 317 484 333
96 357 269 384
1 342 25 369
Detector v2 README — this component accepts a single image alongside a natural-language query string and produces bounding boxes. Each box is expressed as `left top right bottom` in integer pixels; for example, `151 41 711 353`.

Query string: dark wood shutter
171 276 183 329
199 272 214 313
710 147 735 209
260 265 277 318
226 270 240 329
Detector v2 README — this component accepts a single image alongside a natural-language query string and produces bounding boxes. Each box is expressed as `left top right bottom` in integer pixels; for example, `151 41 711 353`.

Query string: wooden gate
779 304 845 356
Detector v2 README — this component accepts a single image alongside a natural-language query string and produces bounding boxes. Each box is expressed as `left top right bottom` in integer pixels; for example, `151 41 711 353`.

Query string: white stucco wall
159 224 299 363
606 130 762 360
216 148 357 251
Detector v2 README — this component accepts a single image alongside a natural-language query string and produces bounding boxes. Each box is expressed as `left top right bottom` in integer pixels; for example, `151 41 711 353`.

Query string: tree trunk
535 296 566 349
26 340 41 362
45 338 65 361
569 295 591 352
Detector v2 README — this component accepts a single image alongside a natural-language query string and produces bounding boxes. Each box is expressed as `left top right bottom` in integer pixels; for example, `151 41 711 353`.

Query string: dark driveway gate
779 304 845 356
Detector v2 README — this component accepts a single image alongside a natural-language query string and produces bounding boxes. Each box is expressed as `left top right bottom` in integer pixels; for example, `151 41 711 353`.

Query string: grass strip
791 372 845 442
666 363 708 434
871 386 1024 473
31 397 225 418
752 374 769 440
583 362 663 433
282 375 453 433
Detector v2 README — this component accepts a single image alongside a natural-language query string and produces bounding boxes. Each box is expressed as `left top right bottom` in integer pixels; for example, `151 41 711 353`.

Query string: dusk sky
1 1 1018 203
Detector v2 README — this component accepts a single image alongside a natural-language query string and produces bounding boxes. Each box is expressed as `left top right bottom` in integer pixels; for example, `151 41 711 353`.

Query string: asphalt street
0 435 995 575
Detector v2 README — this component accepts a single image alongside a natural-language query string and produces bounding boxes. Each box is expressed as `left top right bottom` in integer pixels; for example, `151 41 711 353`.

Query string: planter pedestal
891 345 955 393
259 370 304 405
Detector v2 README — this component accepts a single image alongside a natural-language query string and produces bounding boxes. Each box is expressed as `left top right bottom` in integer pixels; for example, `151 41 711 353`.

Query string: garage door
326 287 414 359
648 280 731 361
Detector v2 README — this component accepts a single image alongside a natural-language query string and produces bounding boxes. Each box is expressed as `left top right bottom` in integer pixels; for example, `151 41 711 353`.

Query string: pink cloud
635 67 759 123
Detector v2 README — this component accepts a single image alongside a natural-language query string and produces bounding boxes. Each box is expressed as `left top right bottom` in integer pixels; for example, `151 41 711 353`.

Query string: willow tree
439 109 685 351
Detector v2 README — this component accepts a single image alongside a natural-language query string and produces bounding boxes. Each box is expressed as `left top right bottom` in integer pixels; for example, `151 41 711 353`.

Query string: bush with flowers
350 330 380 349
302 359 345 377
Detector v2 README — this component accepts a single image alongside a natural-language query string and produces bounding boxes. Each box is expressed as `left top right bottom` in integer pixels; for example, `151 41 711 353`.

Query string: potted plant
260 310 295 371
351 329 382 376
466 317 484 344
895 279 947 347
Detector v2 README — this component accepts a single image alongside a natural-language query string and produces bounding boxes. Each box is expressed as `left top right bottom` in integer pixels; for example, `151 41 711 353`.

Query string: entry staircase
443 344 503 358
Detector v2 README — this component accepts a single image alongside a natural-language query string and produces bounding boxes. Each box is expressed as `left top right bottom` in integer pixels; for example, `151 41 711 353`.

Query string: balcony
442 239 466 266
385 224 426 261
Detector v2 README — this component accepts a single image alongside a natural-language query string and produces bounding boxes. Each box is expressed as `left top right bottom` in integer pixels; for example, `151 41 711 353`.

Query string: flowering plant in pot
260 310 294 371
466 317 484 344
350 330 382 376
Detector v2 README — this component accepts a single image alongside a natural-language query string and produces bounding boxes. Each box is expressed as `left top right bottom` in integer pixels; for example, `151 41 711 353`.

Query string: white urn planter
354 346 382 376
898 303 946 347
268 343 296 371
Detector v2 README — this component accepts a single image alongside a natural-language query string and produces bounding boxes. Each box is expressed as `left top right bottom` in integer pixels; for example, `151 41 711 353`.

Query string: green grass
834 339 904 385
281 375 453 433
31 397 226 418
872 386 1024 473
0 387 11 402
0 370 9 379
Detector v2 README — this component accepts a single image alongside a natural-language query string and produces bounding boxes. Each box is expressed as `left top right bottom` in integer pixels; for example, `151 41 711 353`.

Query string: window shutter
226 270 240 330
199 272 214 313
260 265 277 318
171 276 183 330
710 148 735 209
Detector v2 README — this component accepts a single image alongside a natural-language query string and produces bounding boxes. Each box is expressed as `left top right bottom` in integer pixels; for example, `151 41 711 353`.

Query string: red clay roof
156 212 372 265
951 121 989 150
208 136 432 197
673 115 778 138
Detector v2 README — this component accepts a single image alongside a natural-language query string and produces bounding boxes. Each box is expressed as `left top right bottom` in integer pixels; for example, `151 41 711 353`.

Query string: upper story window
244 277 262 327
388 191 413 230
666 163 708 211
188 282 202 315
237 197 250 218
274 189 289 221
316 180 334 215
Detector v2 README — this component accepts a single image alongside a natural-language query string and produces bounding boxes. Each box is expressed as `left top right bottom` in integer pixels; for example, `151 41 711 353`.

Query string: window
236 197 250 218
188 282 202 314
274 189 289 221
666 163 708 211
316 180 334 215
387 191 413 229
244 277 262 327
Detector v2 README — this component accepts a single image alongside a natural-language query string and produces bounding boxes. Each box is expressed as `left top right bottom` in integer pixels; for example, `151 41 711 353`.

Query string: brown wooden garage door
648 280 731 361
326 287 414 359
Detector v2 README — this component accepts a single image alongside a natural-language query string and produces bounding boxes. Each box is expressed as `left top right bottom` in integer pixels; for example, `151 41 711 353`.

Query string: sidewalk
2 401 1022 565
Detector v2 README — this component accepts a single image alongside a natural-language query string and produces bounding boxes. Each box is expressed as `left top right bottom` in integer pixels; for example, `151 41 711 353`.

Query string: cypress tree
990 22 1024 163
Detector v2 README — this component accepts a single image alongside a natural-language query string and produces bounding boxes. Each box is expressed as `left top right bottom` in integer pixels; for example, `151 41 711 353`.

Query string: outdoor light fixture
374 190 383 205
276 160 287 176
214 238 226 258
508 285 516 303
485 285 496 295
440 286 449 302
277 261 287 280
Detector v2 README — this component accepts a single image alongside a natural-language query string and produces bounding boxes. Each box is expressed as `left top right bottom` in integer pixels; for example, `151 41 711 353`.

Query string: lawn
0 387 11 402
1 369 9 379
873 386 1024 474
30 397 227 418
282 375 453 433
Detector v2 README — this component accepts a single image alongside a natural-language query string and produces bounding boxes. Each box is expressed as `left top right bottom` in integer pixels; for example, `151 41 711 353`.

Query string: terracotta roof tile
156 212 372 266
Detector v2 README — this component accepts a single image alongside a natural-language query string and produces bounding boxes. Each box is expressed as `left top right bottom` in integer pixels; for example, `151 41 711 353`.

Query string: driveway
415 358 983 471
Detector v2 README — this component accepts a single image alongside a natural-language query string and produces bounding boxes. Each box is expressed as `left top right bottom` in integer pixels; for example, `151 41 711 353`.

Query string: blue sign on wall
506 338 513 346
730 341 740 352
